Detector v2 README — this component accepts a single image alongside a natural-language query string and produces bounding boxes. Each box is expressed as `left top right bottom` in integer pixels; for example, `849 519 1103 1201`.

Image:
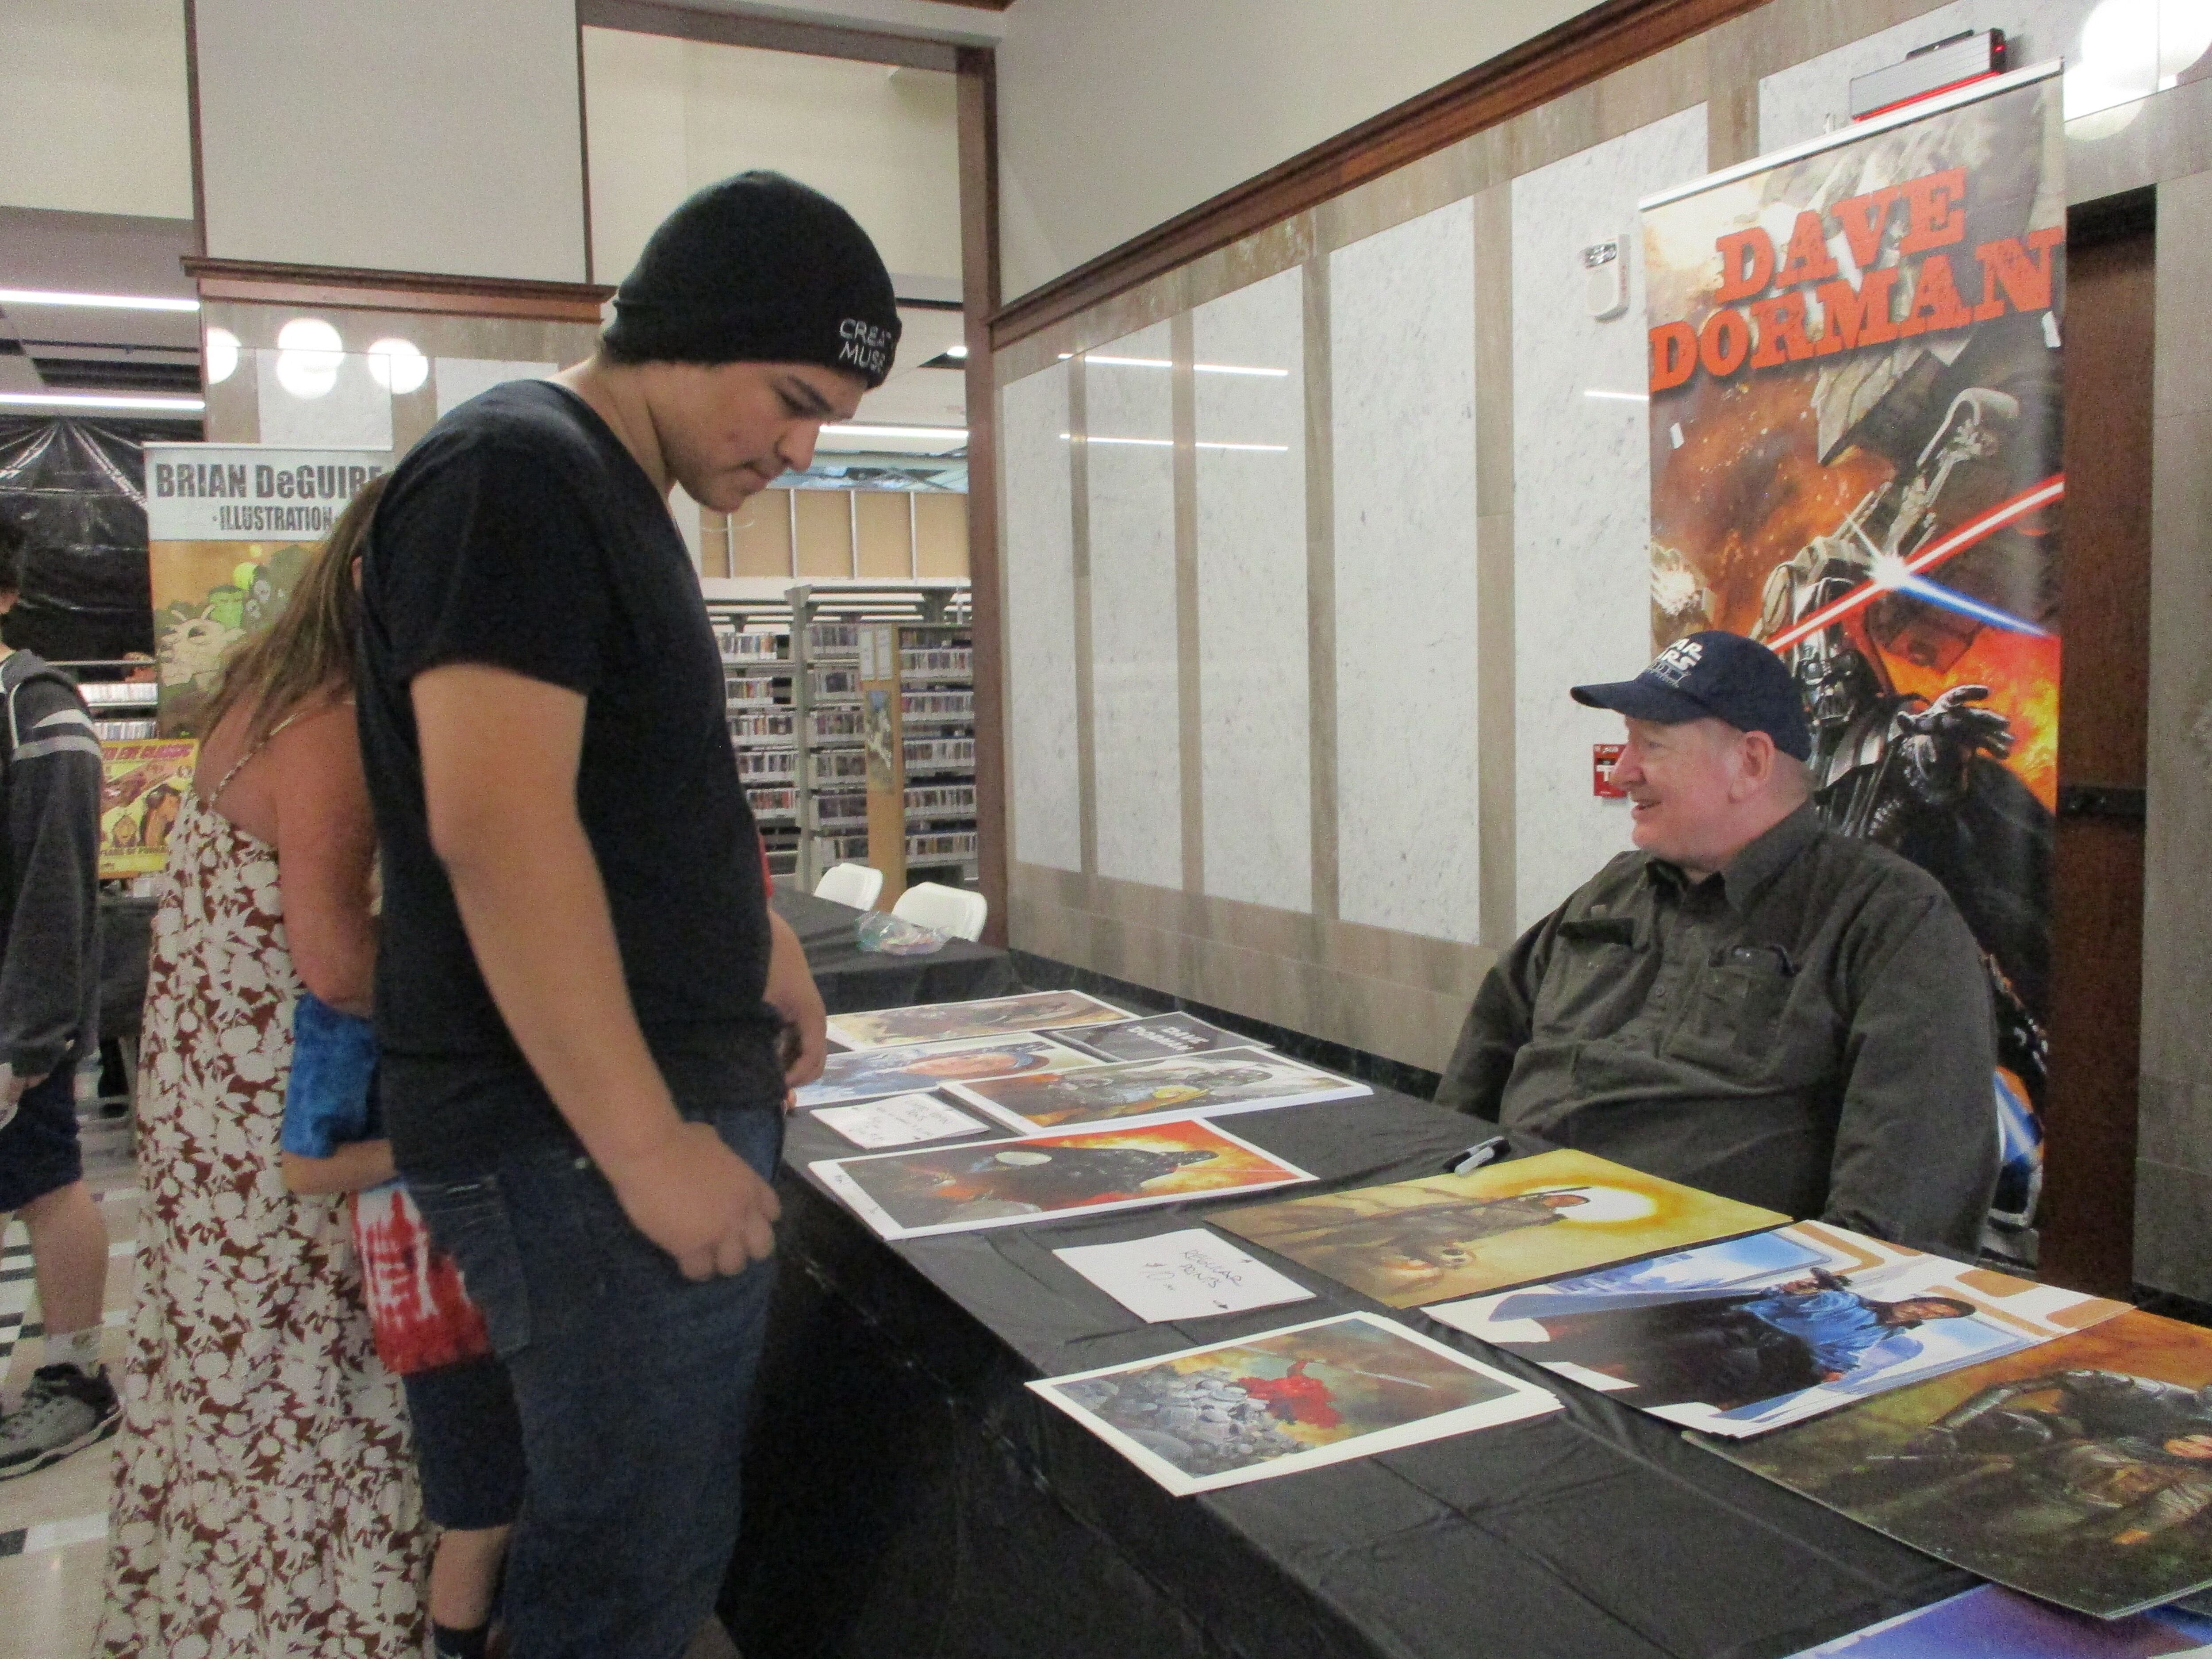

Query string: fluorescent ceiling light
0 288 200 313
1584 388 1649 403
946 344 969 358
823 422 968 442
1060 433 1290 453
0 391 205 412
1057 352 1289 377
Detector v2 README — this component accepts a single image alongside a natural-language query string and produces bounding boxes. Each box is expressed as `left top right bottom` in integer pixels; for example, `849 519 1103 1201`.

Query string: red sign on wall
1594 743 1627 798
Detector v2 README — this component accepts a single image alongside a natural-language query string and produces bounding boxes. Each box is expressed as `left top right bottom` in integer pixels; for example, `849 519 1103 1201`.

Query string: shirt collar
1641 802 1822 913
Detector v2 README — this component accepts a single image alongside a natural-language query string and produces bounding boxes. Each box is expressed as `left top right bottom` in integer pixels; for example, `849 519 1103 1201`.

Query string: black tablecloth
772 884 1015 1014
724 1089 1970 1659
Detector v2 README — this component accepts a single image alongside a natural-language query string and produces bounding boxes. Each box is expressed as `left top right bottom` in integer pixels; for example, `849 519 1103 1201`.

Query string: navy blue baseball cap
1571 631 1810 761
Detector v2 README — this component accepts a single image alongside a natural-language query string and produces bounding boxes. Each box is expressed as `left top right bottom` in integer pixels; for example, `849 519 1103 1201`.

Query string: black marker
1443 1135 1511 1176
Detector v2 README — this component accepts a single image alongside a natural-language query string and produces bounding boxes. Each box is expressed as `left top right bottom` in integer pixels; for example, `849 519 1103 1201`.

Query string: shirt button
1652 987 1669 1003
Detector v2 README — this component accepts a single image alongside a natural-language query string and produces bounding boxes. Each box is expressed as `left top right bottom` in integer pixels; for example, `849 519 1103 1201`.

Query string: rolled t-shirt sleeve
376 436 613 694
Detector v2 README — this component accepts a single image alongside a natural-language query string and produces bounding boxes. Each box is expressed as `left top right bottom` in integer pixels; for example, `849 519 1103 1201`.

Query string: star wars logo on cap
1647 638 1704 687
838 317 893 377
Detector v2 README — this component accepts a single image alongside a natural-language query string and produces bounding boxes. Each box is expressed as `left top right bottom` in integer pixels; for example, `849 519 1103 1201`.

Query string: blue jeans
407 1103 784 1659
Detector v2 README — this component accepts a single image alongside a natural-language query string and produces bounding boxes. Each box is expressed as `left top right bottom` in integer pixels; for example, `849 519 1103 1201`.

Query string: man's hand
603 1119 781 1281
0 1064 47 1133
764 910 827 1090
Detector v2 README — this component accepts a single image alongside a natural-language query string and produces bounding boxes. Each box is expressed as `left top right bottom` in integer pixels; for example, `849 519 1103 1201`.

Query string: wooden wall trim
182 258 614 323
957 44 1010 947
183 0 207 258
990 0 1767 348
577 0 962 72
577 13 598 285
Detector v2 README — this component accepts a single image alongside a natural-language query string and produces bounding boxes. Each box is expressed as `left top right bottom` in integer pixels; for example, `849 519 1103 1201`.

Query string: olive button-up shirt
1435 803 1998 1255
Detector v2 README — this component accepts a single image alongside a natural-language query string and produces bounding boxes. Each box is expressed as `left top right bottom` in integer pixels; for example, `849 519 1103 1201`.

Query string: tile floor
0 1083 745 1659
0 1088 137 1659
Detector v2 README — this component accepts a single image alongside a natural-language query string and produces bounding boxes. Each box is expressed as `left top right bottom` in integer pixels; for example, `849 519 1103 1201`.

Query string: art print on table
1217 1148 1787 1309
810 1092 993 1151
1048 1013 1268 1065
825 989 1132 1050
1783 1584 2212 1657
1715 1310 2212 1619
945 1048 1368 1134
1029 1312 1559 1495
796 1033 1104 1110
810 1118 1314 1241
1429 1221 2128 1437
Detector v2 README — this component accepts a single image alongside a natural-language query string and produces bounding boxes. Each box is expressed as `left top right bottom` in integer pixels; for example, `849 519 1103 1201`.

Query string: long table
772 884 1016 1014
722 1083 1970 1659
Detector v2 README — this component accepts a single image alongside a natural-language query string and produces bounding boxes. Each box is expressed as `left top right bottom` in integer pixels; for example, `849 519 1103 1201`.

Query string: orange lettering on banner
1898 253 1974 337
1649 322 1699 392
1831 186 1905 269
1774 211 1841 288
1749 291 1817 367
1699 308 1752 377
1714 228 1777 303
1898 168 1969 254
1972 225 2064 320
1812 269 1901 352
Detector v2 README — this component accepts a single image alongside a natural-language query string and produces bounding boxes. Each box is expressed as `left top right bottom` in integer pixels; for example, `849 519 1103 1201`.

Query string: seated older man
1436 631 1997 1256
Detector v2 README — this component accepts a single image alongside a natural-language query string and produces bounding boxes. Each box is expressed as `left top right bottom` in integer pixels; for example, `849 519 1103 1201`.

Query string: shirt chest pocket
1532 917 1642 1038
1666 948 1796 1071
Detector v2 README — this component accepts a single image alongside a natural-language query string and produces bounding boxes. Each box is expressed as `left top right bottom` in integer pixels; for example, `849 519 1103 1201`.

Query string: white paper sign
812 1092 989 1150
1053 1228 1316 1323
145 444 391 541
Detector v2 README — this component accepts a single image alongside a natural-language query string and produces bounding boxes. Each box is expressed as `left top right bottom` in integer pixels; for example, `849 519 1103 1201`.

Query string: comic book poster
945 1047 1370 1135
1029 1313 1559 1496
809 1117 1314 1241
795 1033 1104 1110
99 737 196 878
1047 1012 1267 1064
1714 1310 2212 1618
144 445 388 735
1217 1148 1786 1309
1429 1220 2125 1437
1783 1585 2212 1658
1640 65 2063 1248
825 990 1132 1050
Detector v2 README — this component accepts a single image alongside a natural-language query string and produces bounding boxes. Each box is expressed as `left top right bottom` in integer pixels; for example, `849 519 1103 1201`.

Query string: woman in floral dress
99 476 431 1656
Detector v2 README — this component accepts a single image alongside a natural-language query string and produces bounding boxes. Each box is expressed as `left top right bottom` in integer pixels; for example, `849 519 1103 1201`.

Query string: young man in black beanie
357 171 899 1659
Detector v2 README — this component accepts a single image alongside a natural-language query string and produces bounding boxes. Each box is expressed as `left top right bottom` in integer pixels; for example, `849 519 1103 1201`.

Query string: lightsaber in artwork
1768 472 2066 651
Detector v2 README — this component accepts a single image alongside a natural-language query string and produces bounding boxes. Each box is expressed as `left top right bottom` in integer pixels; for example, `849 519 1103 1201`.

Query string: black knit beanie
603 171 902 388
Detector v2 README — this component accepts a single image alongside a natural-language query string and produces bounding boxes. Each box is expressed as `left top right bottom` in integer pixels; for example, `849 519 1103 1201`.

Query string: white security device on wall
1583 238 1627 320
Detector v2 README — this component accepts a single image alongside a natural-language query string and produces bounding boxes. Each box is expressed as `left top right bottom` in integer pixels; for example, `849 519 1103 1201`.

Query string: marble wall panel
1510 107 1709 929
999 362 1083 873
1192 266 1313 914
1329 198 1482 945
1758 0 2095 151
1085 320 1185 891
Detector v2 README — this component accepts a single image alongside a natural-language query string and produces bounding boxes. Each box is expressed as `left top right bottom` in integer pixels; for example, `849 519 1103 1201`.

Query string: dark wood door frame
2040 188 2156 1296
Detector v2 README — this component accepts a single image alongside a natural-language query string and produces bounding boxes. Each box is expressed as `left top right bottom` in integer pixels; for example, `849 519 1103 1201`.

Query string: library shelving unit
703 580 972 895
69 668 161 742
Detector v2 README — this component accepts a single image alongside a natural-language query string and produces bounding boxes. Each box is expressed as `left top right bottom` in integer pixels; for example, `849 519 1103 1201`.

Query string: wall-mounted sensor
1583 238 1627 320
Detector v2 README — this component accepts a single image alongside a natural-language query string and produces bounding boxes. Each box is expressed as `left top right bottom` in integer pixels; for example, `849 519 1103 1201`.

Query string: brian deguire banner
1639 63 2063 1249
144 444 388 736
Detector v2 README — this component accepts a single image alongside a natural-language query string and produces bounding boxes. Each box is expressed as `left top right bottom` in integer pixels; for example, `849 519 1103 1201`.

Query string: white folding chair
891 880 988 942
814 862 885 910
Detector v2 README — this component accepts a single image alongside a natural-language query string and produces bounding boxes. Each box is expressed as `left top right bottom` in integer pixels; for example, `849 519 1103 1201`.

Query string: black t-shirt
357 379 777 1174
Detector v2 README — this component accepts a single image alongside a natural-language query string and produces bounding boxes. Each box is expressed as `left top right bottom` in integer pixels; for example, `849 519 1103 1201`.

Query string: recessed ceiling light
275 317 343 400
204 326 240 385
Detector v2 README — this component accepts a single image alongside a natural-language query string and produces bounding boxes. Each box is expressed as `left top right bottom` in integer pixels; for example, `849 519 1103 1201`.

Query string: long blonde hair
199 472 386 747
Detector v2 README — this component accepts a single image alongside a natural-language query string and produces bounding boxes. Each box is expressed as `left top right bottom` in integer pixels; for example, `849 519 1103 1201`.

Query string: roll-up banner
144 444 389 737
1640 62 2064 1253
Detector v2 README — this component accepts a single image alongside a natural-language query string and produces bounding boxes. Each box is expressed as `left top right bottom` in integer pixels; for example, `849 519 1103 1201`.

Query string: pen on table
1443 1135 1511 1176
